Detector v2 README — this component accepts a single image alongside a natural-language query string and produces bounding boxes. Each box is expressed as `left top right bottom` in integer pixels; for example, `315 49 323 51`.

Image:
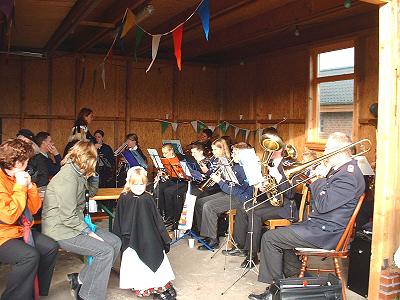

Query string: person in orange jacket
0 139 58 300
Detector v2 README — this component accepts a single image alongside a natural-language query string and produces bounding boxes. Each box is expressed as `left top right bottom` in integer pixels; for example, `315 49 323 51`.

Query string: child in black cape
113 166 176 299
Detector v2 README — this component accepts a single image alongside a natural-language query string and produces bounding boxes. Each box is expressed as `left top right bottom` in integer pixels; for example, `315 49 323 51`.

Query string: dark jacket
218 163 253 202
29 153 62 187
113 191 171 272
291 159 365 250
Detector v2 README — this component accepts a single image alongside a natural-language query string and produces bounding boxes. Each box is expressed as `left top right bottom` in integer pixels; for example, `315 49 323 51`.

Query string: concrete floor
0 226 367 299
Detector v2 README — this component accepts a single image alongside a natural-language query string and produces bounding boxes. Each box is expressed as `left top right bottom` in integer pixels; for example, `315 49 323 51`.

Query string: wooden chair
295 193 366 300
226 208 237 248
264 185 310 229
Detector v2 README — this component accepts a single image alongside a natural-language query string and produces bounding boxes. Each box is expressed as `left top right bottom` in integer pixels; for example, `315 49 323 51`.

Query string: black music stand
114 142 128 188
147 149 165 210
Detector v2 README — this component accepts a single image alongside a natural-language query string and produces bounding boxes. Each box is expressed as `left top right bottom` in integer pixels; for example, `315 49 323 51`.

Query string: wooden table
90 188 123 231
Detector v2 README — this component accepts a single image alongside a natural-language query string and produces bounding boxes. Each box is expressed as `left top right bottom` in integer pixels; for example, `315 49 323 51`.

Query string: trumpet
198 157 234 191
243 138 372 212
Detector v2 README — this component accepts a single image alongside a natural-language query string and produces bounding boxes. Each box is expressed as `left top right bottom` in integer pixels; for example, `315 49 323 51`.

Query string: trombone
243 138 371 212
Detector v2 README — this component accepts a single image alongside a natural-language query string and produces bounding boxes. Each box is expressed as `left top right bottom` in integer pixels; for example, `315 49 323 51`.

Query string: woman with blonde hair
113 167 176 299
42 141 121 300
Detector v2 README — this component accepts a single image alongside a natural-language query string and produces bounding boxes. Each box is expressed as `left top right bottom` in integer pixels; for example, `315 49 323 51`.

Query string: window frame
307 40 357 148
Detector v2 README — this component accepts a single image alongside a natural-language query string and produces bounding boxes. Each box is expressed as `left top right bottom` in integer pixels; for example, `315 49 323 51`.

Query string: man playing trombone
248 132 366 300
224 135 297 268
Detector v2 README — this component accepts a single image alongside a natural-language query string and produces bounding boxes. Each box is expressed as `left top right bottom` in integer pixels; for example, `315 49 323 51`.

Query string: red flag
172 24 183 71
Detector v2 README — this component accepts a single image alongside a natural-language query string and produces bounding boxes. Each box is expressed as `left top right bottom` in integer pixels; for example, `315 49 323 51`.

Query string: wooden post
369 0 400 299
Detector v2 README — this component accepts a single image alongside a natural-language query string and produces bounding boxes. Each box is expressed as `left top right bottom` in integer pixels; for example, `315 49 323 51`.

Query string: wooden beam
183 0 375 60
135 0 258 56
45 0 102 54
75 0 147 53
79 21 115 29
369 1 400 298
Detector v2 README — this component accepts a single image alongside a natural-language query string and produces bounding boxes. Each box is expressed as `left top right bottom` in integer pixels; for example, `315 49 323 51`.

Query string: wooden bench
33 212 110 225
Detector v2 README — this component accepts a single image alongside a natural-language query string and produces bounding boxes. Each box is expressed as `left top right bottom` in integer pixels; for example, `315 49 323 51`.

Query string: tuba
259 133 285 207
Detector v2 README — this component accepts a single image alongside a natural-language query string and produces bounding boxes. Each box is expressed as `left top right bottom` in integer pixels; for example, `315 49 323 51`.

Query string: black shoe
153 291 173 300
240 254 259 268
248 288 272 300
222 248 247 257
167 286 177 298
67 273 82 300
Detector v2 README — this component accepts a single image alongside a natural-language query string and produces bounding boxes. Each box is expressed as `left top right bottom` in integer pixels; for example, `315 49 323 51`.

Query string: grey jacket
41 161 99 241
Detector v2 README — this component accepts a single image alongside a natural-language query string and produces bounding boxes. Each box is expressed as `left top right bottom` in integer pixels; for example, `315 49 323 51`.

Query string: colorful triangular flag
121 9 136 38
172 24 183 71
197 121 206 133
161 121 169 134
146 34 161 73
198 0 210 41
191 121 198 132
241 129 246 140
134 27 144 61
219 122 228 134
234 127 240 138
171 122 178 132
208 125 216 132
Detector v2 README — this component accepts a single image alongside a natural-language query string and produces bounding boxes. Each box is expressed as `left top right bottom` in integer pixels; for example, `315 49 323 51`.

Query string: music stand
114 142 128 188
221 148 263 295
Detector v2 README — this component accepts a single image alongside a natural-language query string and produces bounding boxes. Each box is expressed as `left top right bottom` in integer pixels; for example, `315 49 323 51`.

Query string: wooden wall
218 29 378 162
0 30 378 165
0 55 219 163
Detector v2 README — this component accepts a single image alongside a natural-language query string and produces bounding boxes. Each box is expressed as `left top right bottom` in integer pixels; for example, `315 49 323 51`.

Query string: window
308 42 355 143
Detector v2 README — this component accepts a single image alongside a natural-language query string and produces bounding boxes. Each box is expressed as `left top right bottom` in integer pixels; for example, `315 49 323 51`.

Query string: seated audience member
197 142 253 250
94 130 115 188
0 139 58 300
113 167 176 299
224 136 296 267
29 131 62 187
248 132 365 300
42 141 121 300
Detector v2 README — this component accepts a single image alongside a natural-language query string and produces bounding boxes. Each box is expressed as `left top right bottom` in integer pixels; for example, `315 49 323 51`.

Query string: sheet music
355 156 375 175
147 148 164 169
239 148 264 186
219 157 239 185
180 161 203 181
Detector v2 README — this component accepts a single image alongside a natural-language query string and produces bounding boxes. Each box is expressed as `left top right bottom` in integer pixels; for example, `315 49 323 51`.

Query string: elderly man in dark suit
248 132 365 300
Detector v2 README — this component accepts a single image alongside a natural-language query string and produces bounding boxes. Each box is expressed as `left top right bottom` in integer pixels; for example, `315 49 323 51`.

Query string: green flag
134 27 144 61
161 121 169 134
219 122 228 134
241 129 246 140
197 121 206 133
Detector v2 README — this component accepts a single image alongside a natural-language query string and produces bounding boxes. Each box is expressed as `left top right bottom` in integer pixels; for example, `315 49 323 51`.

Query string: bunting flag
79 58 86 89
121 8 136 38
197 121 206 133
241 129 246 140
253 130 257 140
146 34 161 73
245 129 250 141
208 125 216 132
92 69 97 93
171 122 178 132
172 24 183 71
0 0 14 20
191 121 198 132
219 122 228 134
198 0 210 41
234 127 240 138
161 121 169 134
134 27 144 61
101 63 106 90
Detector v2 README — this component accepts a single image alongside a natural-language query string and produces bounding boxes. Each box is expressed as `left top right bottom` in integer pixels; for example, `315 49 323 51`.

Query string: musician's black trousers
0 230 59 300
163 181 188 221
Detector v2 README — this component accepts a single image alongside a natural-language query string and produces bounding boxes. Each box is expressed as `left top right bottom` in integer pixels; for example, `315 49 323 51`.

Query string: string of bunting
89 0 210 92
156 118 287 142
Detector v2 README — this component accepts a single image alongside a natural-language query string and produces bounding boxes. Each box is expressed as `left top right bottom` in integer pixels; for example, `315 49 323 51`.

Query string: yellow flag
121 9 136 38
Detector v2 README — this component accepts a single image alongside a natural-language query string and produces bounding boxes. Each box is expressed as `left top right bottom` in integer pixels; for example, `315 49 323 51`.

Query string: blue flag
198 0 210 41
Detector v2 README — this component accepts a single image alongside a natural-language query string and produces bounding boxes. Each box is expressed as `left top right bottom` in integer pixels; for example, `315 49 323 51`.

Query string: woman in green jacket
42 141 121 300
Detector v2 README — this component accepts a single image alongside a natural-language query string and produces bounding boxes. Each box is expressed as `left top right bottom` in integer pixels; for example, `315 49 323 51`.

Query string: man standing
248 132 365 300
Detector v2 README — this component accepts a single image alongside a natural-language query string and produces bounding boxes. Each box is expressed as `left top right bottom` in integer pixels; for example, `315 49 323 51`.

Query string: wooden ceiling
0 0 379 62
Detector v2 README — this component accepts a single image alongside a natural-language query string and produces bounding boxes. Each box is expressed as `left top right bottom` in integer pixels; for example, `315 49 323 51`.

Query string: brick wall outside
319 112 353 139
